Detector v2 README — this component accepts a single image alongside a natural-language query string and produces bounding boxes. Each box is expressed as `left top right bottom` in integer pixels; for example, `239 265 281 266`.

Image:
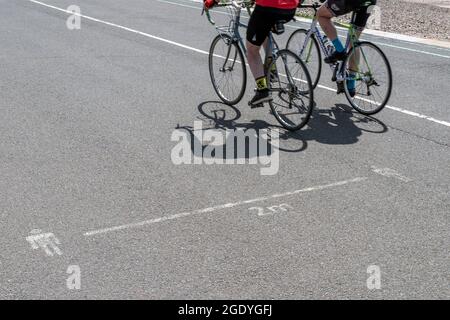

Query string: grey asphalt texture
0 0 449 299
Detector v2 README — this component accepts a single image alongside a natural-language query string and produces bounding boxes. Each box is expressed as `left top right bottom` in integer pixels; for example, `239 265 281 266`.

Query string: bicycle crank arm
219 67 234 72
331 64 339 82
249 102 265 109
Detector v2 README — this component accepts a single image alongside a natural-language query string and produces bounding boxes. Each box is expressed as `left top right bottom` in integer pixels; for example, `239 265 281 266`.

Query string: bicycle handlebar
202 0 253 26
202 7 215 25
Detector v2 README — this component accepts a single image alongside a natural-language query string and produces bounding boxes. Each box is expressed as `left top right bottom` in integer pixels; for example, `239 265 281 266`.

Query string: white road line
371 166 412 182
314 84 450 128
28 0 209 55
28 0 450 128
158 0 450 59
346 37 450 59
84 177 367 236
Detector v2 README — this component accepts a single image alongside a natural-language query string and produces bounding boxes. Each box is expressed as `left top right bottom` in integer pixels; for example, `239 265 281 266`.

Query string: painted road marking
28 0 209 55
249 203 294 217
371 166 413 183
84 177 367 236
26 229 63 256
28 0 450 128
345 37 450 59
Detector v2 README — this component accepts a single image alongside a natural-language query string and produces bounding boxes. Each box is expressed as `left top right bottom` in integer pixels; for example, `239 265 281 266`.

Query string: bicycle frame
205 1 315 130
204 1 281 60
309 21 350 54
215 4 295 93
297 5 363 81
288 3 392 115
305 18 331 61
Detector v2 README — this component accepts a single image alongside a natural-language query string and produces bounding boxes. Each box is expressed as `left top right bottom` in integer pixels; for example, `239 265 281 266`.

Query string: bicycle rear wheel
268 49 314 131
286 28 322 89
209 34 247 105
343 41 392 115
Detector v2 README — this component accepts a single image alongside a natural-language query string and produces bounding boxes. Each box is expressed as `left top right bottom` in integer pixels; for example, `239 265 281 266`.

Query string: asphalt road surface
0 0 449 299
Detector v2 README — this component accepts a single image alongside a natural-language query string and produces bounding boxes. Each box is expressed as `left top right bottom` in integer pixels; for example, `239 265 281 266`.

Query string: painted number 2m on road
249 204 293 217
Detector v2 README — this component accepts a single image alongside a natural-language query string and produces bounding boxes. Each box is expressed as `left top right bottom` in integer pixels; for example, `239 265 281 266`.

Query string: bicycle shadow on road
175 101 290 163
290 103 389 146
174 101 388 162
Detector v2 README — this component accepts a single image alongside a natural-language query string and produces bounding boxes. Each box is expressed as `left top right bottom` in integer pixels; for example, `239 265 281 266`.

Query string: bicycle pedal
249 102 265 109
336 82 345 94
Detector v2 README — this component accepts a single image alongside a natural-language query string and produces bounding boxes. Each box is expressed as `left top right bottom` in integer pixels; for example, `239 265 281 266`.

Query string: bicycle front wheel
343 41 393 115
268 49 314 131
209 34 247 105
286 28 322 89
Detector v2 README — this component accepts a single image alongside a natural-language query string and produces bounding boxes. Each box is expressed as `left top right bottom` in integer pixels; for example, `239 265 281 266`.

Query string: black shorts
325 0 377 29
246 6 296 46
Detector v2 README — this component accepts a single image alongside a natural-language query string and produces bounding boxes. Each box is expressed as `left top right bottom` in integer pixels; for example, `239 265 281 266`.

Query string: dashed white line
28 0 450 128
84 177 367 236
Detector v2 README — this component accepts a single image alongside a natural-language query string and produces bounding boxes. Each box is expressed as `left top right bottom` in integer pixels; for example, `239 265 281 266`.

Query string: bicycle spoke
209 34 246 105
287 29 321 88
269 50 314 131
345 42 392 115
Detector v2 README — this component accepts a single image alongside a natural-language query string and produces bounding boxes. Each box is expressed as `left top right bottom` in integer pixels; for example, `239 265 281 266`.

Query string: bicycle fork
220 38 237 72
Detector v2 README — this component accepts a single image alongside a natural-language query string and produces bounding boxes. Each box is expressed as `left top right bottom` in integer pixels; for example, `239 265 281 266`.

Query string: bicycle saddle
272 20 287 35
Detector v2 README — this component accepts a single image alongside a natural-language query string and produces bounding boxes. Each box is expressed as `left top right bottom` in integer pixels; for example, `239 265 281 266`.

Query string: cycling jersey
256 0 299 10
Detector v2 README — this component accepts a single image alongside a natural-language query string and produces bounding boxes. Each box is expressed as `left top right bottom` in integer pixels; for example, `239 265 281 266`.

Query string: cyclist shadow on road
174 101 388 162
175 101 285 163
292 103 388 147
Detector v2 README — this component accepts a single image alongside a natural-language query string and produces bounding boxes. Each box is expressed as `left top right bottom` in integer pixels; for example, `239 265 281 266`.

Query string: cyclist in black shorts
204 0 298 106
317 0 376 94
246 0 298 106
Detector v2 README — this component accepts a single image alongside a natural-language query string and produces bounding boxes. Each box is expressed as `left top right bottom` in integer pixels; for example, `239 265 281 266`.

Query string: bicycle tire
268 49 314 131
343 41 393 115
208 34 247 106
286 28 322 89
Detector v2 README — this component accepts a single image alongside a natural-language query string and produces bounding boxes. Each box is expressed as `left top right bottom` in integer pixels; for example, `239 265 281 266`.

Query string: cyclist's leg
263 38 271 70
348 2 375 69
348 2 376 94
246 6 273 104
246 6 297 105
263 8 295 73
318 0 352 62
247 41 265 89
317 1 339 44
347 28 362 94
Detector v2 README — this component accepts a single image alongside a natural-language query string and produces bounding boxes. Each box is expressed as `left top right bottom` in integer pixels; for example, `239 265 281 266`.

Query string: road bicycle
286 1 392 115
203 0 314 131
